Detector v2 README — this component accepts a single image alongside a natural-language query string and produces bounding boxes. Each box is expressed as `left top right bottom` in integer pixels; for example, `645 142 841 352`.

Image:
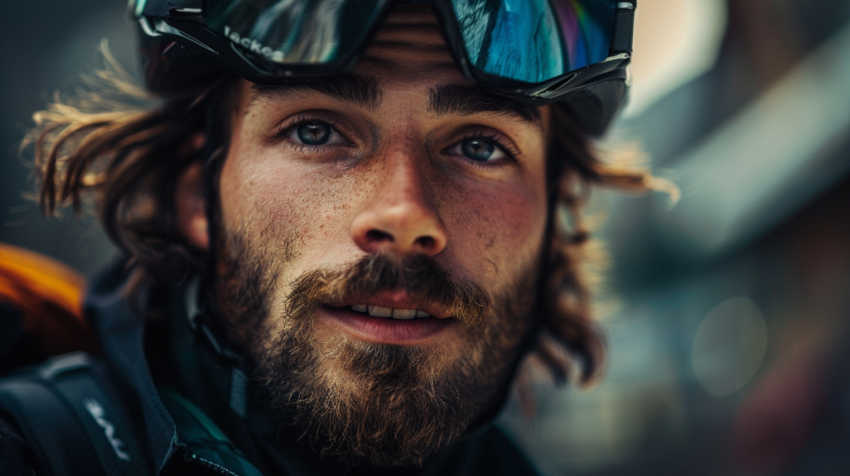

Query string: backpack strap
0 375 104 476
0 352 153 476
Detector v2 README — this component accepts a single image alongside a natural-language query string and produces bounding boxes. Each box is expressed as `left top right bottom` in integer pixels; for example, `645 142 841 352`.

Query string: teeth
352 305 431 319
368 305 393 318
392 309 416 320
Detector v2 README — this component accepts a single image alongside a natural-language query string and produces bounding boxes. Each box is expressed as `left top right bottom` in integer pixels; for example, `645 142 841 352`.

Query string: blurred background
2 1 850 475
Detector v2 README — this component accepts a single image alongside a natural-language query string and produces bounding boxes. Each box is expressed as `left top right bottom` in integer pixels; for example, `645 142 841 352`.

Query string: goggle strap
138 0 203 18
611 2 636 54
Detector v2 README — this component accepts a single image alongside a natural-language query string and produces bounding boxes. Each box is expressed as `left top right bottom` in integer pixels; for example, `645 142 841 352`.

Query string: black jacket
0 259 542 476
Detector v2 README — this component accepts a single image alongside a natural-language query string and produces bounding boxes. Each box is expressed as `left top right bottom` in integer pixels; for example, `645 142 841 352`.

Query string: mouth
318 293 458 344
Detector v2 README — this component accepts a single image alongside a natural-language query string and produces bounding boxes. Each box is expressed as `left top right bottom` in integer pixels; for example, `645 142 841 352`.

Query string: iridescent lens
206 0 387 65
553 0 615 71
452 0 615 84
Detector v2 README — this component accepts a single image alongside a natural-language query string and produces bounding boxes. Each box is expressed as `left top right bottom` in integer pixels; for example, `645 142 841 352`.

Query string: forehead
353 5 462 83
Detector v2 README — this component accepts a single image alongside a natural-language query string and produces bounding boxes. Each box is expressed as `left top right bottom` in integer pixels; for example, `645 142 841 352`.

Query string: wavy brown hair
26 50 667 389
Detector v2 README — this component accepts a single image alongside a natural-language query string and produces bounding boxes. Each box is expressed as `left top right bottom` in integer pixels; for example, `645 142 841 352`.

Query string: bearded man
0 1 656 474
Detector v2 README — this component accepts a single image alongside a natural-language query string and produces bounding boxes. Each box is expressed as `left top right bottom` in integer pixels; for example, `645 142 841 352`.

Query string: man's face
213 6 550 467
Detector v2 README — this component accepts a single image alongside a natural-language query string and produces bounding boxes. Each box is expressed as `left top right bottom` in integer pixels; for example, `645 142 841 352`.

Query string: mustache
285 253 491 329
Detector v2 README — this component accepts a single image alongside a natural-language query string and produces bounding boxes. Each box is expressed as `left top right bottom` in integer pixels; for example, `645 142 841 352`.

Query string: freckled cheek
447 186 547 276
220 155 312 237
222 170 284 232
220 151 359 250
488 194 545 251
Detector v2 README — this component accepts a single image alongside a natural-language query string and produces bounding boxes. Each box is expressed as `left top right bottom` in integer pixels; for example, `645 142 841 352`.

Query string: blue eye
462 138 495 161
282 120 349 148
447 137 508 162
297 123 331 145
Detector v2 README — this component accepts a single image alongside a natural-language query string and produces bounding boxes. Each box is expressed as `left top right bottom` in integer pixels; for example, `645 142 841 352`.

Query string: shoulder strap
0 376 104 476
0 352 153 476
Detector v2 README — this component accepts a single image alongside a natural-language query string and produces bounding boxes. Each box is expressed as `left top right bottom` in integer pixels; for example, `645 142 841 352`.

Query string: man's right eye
278 119 349 148
296 123 332 145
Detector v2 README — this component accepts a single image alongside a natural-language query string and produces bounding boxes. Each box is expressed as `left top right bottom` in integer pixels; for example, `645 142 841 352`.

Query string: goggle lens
202 0 615 82
205 0 389 65
452 0 615 83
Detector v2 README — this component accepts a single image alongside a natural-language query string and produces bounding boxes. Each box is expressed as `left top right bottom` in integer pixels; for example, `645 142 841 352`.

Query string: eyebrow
428 84 542 124
250 73 382 110
249 75 541 127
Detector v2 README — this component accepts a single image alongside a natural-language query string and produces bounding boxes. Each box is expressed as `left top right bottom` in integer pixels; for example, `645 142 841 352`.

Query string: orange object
0 242 99 356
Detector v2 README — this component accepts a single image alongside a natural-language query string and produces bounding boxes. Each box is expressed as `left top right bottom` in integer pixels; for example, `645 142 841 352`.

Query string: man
0 0 654 474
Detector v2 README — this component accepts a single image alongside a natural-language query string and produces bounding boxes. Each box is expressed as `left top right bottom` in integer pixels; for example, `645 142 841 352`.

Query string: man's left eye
446 137 507 162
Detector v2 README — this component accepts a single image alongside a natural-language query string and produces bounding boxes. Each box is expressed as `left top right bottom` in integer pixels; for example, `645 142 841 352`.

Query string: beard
212 230 542 467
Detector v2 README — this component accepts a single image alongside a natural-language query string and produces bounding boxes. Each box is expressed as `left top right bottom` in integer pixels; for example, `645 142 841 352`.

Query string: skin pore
178 5 552 467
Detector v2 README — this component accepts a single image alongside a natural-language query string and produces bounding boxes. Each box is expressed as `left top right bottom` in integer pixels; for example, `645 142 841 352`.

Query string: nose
351 158 447 257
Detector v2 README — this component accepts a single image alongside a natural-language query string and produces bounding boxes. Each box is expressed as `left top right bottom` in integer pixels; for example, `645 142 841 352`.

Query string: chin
257 330 514 467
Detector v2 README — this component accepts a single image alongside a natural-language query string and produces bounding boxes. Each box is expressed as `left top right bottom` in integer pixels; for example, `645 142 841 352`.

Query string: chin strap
183 276 249 418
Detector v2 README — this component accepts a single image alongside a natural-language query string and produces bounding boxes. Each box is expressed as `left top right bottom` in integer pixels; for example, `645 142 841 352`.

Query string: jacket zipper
186 452 241 476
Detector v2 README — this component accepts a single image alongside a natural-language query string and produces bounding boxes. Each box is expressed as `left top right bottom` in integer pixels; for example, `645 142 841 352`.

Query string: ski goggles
134 0 635 104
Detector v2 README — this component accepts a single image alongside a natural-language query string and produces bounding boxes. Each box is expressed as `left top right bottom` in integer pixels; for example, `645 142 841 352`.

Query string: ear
176 162 210 251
